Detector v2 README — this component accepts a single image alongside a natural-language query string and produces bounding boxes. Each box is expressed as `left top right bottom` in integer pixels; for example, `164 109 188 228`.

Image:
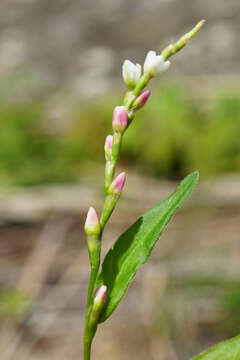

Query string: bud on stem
84 207 101 236
104 133 123 198
89 285 107 330
109 172 126 196
104 135 113 161
85 207 101 268
112 106 128 133
101 173 126 228
132 89 151 110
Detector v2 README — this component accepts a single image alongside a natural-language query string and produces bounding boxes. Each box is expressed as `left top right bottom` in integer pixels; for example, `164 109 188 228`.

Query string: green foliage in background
0 102 77 186
0 289 31 319
0 83 240 186
153 275 240 358
62 83 240 180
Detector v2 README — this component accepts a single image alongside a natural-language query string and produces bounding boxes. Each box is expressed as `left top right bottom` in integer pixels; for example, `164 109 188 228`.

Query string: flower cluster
110 50 171 143
122 50 170 90
85 48 172 266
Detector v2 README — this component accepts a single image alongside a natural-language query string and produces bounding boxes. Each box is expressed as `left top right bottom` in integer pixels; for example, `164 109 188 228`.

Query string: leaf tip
193 170 200 181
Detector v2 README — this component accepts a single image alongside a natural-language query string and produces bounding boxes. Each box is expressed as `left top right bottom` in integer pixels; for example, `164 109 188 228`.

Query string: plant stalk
83 20 205 360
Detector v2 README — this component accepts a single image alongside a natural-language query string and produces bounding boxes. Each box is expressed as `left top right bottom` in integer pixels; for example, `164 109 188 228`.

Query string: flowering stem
83 20 205 360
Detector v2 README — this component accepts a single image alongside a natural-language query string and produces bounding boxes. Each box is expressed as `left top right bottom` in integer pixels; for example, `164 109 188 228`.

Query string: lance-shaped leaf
96 171 199 322
191 335 240 359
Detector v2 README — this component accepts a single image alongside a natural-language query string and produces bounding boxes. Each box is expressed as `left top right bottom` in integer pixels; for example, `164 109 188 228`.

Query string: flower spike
83 20 206 360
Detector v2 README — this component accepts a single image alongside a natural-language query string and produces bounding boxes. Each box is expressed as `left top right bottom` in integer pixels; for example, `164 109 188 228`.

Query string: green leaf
191 335 240 359
96 171 199 322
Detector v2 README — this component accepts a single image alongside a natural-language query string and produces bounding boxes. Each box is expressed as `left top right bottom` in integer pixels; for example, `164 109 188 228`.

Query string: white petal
162 60 171 71
135 63 142 80
155 57 171 75
144 50 157 72
123 60 135 84
122 59 131 80
154 55 165 73
122 61 128 79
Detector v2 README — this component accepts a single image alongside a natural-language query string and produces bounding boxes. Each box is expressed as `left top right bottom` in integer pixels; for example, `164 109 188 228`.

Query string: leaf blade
191 335 240 360
97 171 199 322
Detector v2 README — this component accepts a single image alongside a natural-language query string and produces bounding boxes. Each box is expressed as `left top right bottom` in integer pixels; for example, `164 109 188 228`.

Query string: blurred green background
1 81 240 187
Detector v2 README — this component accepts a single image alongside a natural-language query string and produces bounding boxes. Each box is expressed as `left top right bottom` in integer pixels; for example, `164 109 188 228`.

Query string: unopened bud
89 285 107 329
132 89 151 110
84 207 101 236
112 106 128 133
94 285 107 306
109 172 126 196
104 135 113 161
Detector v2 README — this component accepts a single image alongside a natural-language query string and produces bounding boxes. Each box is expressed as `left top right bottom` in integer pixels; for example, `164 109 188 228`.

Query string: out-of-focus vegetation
0 289 31 319
155 276 240 357
0 82 240 187
0 101 76 186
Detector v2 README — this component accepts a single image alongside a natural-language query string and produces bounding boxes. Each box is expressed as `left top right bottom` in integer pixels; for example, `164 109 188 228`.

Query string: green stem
84 232 101 360
100 194 119 229
133 73 150 96
83 263 99 360
104 160 116 197
84 331 93 360
161 20 205 60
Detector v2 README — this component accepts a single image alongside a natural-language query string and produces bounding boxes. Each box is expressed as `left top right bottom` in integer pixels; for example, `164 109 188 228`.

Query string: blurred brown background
0 1 240 359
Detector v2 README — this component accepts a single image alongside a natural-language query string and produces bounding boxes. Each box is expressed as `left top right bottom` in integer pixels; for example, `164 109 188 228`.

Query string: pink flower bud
94 285 107 305
84 207 101 235
104 135 113 161
112 106 128 133
109 172 126 195
89 285 108 328
133 89 151 110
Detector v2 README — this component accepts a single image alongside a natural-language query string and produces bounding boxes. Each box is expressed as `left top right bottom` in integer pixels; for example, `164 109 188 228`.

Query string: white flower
143 50 170 77
122 59 142 89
